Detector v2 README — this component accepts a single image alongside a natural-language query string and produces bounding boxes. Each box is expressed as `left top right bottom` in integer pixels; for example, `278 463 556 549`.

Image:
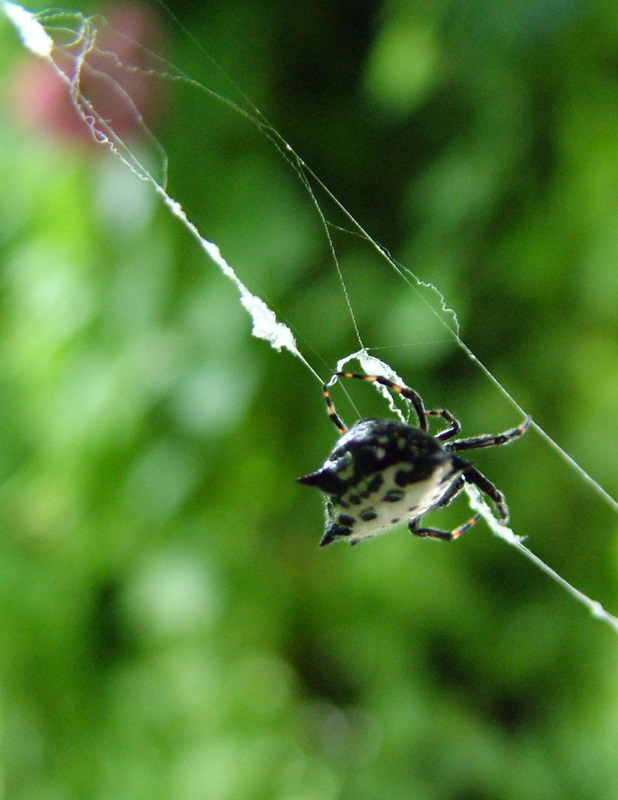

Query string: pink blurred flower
9 4 164 147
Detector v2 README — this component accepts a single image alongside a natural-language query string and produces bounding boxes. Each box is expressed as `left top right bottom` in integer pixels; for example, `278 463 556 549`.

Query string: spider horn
319 528 337 547
297 467 343 495
319 522 351 547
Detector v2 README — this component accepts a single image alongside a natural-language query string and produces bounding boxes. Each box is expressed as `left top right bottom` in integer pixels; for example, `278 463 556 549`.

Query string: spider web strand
465 485 618 634
3 3 323 385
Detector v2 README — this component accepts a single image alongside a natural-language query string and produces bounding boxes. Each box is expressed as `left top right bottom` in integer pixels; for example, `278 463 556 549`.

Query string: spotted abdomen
298 417 458 546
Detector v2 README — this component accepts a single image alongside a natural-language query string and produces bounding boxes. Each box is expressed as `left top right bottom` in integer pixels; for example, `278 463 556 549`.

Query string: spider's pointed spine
297 468 345 496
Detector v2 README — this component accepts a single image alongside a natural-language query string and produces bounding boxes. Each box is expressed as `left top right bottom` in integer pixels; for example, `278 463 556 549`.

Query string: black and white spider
298 372 530 547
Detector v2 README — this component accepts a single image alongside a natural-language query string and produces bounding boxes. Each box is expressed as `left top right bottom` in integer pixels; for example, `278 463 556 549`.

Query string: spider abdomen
298 418 459 546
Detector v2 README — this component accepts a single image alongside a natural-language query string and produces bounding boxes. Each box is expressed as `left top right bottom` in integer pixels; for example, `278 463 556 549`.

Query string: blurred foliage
1 0 618 799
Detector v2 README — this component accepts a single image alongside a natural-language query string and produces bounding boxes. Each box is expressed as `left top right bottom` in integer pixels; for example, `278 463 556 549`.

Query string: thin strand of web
3 2 322 384
457 341 618 513
465 485 618 633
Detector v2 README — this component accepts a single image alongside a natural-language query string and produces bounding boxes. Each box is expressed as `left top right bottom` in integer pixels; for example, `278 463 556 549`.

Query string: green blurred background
1 0 618 798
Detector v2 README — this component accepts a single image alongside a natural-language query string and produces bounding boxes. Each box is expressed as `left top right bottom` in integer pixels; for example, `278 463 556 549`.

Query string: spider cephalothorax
298 372 529 547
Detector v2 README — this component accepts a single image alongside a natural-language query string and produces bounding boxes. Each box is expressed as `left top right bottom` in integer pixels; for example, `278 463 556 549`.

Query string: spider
297 371 530 547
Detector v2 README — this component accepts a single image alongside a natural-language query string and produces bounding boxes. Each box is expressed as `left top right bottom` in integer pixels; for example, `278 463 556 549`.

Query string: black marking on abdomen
395 468 416 487
367 474 385 493
383 489 405 502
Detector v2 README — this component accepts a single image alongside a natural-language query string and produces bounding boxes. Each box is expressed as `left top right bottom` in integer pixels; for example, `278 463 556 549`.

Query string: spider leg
336 371 428 431
426 408 461 441
433 473 466 508
447 417 530 452
409 513 481 541
408 472 480 541
322 383 347 433
461 463 510 523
